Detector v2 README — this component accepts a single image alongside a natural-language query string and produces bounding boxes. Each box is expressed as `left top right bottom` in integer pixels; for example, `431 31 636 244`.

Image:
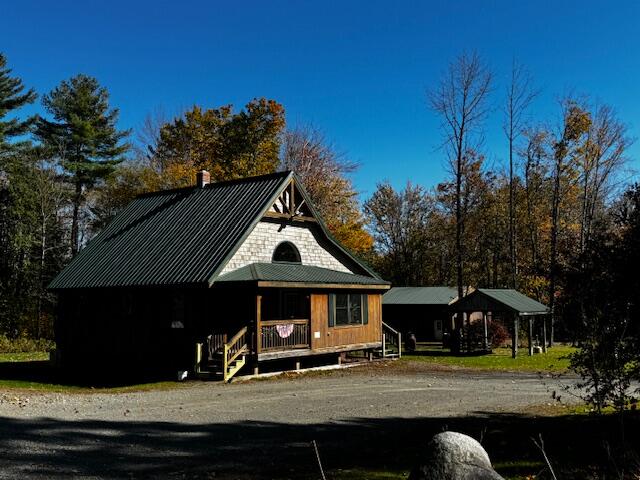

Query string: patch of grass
330 469 406 480
402 345 575 373
0 354 187 393
0 351 50 363
0 335 55 353
0 378 185 394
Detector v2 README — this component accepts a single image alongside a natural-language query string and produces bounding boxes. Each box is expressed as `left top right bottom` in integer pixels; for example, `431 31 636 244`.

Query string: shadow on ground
0 361 174 387
0 411 638 479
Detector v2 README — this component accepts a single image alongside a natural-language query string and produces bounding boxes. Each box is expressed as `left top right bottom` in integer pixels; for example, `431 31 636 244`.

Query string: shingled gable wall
219 220 353 275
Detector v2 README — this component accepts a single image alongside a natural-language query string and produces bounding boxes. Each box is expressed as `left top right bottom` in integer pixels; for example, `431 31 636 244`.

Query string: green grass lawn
401 345 575 373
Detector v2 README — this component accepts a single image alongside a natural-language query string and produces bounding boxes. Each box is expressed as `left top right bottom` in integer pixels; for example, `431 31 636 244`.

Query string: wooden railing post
223 342 229 382
256 294 262 354
382 330 386 357
194 342 202 374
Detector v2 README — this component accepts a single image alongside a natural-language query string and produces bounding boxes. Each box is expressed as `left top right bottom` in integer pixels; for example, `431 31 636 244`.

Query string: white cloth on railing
276 323 294 339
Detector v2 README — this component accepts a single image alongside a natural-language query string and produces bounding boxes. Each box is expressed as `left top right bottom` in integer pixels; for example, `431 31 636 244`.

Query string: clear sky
2 0 639 198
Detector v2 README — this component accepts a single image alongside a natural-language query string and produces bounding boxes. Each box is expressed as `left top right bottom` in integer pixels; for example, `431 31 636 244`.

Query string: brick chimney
196 170 210 188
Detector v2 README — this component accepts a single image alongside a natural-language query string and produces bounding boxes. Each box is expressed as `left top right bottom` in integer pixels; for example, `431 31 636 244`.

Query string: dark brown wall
382 304 449 341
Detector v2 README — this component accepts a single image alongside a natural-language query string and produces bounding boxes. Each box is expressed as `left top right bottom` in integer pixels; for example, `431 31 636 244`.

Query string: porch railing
260 319 310 352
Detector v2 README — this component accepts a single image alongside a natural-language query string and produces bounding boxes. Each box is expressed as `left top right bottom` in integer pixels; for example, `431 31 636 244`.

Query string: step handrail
223 326 248 382
382 321 402 358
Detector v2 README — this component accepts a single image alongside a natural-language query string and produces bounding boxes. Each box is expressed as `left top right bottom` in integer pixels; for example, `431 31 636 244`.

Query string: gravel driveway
0 362 575 479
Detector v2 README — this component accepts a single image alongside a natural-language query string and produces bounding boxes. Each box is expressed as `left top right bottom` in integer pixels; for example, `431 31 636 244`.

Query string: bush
461 320 510 351
0 335 55 353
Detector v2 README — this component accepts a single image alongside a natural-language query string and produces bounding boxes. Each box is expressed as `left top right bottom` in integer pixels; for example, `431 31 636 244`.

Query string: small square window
333 294 364 326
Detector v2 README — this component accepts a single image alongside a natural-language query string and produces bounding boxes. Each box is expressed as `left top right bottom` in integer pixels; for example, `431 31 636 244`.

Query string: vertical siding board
310 292 382 351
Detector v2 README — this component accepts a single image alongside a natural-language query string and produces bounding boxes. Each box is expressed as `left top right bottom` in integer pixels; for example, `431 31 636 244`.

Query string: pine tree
35 74 130 255
0 53 37 152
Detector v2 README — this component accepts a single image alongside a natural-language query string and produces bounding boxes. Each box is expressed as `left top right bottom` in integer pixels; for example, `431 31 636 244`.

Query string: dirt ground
0 361 580 479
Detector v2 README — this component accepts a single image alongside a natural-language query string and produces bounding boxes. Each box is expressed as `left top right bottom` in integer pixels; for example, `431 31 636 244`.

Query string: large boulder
409 431 504 480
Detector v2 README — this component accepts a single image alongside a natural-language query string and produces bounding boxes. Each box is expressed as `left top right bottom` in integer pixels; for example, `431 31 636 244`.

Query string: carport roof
383 287 458 305
449 289 548 316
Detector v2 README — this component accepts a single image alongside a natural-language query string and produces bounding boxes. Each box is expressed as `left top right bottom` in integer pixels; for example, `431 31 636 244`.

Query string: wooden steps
195 326 249 382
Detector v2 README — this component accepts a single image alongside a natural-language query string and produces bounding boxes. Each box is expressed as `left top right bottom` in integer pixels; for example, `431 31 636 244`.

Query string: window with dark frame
334 293 365 326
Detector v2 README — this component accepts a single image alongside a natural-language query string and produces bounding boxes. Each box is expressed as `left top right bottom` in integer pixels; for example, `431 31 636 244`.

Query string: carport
448 289 549 358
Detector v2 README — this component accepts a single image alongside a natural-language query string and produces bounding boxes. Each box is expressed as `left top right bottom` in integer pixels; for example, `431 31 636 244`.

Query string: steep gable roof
49 171 378 289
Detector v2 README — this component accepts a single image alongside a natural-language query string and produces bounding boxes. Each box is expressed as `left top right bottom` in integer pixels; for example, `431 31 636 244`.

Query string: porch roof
215 263 390 289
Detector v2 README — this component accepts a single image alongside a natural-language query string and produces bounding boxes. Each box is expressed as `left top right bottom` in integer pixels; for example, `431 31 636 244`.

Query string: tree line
0 53 368 339
1 50 639 403
365 52 635 350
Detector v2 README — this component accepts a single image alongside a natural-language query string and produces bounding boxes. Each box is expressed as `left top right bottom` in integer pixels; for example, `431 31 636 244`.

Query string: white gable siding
220 221 352 275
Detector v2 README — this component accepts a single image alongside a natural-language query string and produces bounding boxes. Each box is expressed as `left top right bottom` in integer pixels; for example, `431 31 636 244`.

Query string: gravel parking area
0 361 575 478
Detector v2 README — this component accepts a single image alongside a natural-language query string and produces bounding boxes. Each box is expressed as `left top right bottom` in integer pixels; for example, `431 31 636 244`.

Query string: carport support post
528 316 533 356
482 312 489 351
542 315 548 353
512 315 519 359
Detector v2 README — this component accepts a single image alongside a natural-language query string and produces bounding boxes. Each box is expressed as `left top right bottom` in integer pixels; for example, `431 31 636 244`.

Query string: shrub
0 335 55 353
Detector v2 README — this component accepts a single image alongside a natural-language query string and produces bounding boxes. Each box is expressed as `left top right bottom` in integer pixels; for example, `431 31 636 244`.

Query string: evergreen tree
0 52 37 152
35 74 130 255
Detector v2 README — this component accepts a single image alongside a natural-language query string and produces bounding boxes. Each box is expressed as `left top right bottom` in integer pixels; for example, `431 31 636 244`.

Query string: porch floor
257 341 382 361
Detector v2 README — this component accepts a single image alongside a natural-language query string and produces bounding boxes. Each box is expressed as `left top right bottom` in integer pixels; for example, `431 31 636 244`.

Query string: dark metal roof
49 171 380 289
449 289 548 315
50 172 292 289
383 287 458 305
215 263 390 287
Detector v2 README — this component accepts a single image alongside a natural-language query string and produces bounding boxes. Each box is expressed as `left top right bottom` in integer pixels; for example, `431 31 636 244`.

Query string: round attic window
272 241 301 264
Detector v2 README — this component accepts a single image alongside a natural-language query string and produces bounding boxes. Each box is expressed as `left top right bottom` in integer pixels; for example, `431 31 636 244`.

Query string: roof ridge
135 171 292 199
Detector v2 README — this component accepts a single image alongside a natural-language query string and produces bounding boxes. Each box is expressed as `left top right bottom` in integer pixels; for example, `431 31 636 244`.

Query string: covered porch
195 263 391 381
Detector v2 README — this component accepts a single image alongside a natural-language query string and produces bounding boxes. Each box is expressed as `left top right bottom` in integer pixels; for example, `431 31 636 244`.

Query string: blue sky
2 0 639 198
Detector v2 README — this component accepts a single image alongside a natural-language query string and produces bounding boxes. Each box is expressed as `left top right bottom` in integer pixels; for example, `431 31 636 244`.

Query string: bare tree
429 52 492 298
504 60 537 289
579 104 629 253
280 125 358 223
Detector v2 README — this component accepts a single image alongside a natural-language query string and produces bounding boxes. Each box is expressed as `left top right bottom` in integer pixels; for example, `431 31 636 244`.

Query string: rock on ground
410 431 505 480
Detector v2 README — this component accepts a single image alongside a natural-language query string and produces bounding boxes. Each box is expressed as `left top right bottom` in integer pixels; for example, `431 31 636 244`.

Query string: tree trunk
71 180 82 257
548 155 562 347
509 125 517 289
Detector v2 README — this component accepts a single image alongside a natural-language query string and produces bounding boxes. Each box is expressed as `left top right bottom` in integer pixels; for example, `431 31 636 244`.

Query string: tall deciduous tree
548 99 591 345
35 75 130 255
429 52 492 298
152 98 285 184
0 53 37 153
504 60 537 289
364 182 434 286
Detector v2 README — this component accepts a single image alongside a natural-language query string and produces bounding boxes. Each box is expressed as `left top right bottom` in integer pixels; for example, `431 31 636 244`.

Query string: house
49 170 391 381
448 288 549 357
382 287 458 342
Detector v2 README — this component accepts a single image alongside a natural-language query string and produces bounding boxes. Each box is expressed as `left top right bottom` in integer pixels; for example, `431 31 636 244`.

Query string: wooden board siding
310 293 381 350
